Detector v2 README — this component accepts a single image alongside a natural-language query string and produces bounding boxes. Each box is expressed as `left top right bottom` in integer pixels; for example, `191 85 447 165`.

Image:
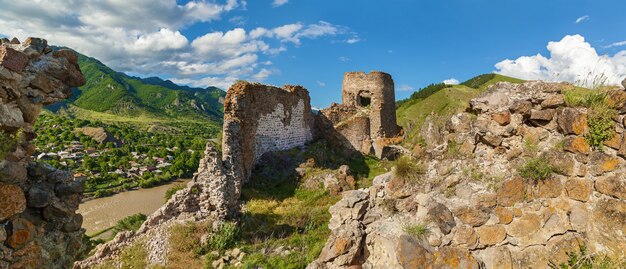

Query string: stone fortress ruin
77 71 403 267
318 71 402 158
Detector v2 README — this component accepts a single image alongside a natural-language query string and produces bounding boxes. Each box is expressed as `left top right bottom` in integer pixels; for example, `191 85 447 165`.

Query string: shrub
403 223 429 240
518 157 555 182
564 90 617 149
207 222 240 251
585 104 616 149
164 185 185 201
113 213 147 234
445 140 460 158
393 156 425 182
549 245 626 269
0 129 22 159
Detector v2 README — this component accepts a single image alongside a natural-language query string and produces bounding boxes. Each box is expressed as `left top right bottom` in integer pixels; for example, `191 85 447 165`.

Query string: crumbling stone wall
320 71 401 158
222 81 314 181
343 71 398 138
0 37 86 269
309 80 626 269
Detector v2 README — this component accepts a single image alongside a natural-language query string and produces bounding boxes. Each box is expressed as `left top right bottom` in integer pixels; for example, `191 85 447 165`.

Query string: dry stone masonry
0 37 86 269
319 71 402 158
309 80 626 268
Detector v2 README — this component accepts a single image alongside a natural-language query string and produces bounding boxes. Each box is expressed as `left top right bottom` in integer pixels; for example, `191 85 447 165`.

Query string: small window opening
358 91 371 107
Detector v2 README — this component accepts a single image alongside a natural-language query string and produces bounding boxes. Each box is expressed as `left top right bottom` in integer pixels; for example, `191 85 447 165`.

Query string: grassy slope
397 74 525 146
48 50 225 131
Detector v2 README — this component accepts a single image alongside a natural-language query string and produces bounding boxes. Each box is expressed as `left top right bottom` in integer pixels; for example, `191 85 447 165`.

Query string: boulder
530 109 555 121
0 46 29 72
453 206 490 227
541 94 565 108
6 217 36 249
563 136 590 155
497 178 526 207
510 100 532 117
557 108 588 135
476 225 506 246
492 111 511 125
27 186 52 208
0 184 26 221
595 175 626 200
452 225 478 249
495 207 514 224
427 203 455 235
317 221 364 266
565 178 593 202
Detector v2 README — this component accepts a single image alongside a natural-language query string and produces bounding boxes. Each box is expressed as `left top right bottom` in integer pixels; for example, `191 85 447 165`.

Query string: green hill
46 49 225 134
396 74 525 147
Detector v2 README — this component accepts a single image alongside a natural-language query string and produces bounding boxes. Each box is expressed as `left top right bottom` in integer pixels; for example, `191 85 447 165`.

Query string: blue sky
1 0 625 108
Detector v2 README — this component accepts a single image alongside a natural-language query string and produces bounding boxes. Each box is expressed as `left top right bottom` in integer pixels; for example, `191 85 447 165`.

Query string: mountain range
46 48 226 132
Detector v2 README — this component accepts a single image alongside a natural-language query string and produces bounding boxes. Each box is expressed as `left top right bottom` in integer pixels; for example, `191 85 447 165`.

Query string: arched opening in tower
357 91 371 107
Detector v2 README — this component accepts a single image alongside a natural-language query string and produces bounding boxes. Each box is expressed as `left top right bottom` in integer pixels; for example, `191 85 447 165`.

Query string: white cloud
317 81 326 87
171 76 238 90
272 0 289 7
575 15 590 24
443 78 460 85
229 16 245 26
495 34 626 87
345 38 361 44
606 40 626 48
0 0 355 89
339 56 350 62
126 28 188 53
398 84 414 91
251 68 272 81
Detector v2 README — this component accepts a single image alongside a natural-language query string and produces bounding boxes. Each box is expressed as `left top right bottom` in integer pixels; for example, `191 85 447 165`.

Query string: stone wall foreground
309 81 626 269
0 37 86 269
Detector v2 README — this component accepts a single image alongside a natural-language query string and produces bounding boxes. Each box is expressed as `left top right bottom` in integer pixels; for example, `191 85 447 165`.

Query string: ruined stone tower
342 71 398 138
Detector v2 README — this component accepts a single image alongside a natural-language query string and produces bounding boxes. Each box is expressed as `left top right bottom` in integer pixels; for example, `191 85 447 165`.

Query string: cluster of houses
35 140 179 182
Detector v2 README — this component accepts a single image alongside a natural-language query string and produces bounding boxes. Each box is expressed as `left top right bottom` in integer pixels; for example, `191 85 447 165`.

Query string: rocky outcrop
0 38 86 269
310 80 626 268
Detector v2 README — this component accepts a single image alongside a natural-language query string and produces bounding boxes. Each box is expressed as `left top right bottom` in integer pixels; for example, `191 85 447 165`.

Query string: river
78 179 190 236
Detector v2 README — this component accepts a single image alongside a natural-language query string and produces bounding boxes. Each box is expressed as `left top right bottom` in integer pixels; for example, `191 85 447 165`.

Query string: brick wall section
222 81 314 182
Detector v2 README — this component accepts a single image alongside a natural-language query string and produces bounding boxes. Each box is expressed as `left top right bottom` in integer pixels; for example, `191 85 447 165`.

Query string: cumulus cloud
443 78 460 85
398 84 415 91
0 0 355 89
272 0 289 7
495 34 626 87
575 15 590 24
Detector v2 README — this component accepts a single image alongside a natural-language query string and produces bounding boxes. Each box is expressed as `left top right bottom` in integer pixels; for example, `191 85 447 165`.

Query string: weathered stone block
476 225 506 246
454 206 490 227
0 47 28 72
563 136 590 155
596 175 626 200
530 109 555 121
0 184 26 221
497 178 526 207
563 179 591 202
492 111 511 125
558 107 588 135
